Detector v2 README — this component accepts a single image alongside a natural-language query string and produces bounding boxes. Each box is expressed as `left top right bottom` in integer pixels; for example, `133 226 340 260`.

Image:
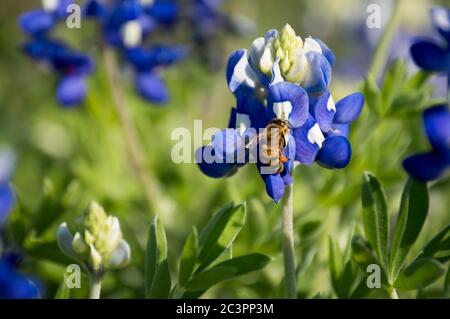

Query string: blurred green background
1 0 449 298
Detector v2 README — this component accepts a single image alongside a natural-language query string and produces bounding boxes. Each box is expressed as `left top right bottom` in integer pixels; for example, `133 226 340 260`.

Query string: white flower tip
122 20 143 48
42 0 58 12
303 37 322 54
307 123 325 148
327 95 336 112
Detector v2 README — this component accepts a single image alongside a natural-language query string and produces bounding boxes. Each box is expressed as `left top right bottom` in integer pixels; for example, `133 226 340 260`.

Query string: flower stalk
89 274 103 299
368 0 404 81
281 184 297 299
102 47 163 217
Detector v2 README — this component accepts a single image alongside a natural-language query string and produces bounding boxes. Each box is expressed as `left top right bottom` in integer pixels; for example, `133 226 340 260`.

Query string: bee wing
245 135 260 149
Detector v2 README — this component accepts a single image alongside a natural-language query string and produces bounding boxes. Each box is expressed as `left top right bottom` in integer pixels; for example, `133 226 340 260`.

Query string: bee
245 118 290 174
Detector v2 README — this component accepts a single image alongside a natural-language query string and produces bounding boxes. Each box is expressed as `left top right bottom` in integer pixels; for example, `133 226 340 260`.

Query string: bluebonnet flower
23 38 94 106
410 7 450 99
0 256 40 299
197 25 363 202
403 105 450 181
0 151 40 299
0 150 16 227
18 0 73 36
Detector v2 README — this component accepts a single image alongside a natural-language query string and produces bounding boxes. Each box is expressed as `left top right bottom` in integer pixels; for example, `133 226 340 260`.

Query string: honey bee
245 118 290 174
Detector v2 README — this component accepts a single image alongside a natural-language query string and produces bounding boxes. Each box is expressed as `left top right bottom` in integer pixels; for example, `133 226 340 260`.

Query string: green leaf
328 237 343 294
185 254 270 292
351 236 388 285
185 266 236 291
389 178 429 281
26 241 73 265
363 73 382 115
31 179 65 236
361 172 389 270
444 267 450 297
394 258 445 290
196 203 246 272
178 227 198 287
145 217 171 298
382 59 407 114
419 224 450 263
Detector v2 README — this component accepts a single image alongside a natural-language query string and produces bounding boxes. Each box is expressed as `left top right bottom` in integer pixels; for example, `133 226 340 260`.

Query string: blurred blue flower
18 0 73 36
0 256 40 299
23 38 94 107
124 45 187 103
0 150 15 227
410 7 450 91
403 105 450 181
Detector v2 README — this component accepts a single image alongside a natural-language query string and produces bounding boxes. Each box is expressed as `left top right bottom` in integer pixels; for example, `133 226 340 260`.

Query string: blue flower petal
55 0 74 18
410 39 448 72
292 116 322 165
18 10 54 35
312 91 335 132
261 173 285 203
126 46 186 71
83 0 106 17
430 6 450 43
403 152 449 182
302 51 332 94
56 75 86 106
135 72 168 104
267 82 309 128
195 146 237 178
147 0 179 25
334 93 364 124
316 136 352 169
328 123 350 138
212 129 245 163
226 49 258 93
423 105 450 155
0 260 39 299
0 184 14 228
314 38 335 66
234 87 269 129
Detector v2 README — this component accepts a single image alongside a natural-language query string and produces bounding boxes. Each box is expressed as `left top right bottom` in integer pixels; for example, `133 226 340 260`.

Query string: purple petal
302 51 332 94
18 10 54 35
403 152 449 182
135 72 168 104
334 93 364 124
261 173 285 203
328 123 350 138
267 82 309 128
410 39 448 72
292 116 322 165
312 91 335 132
226 49 258 93
212 129 245 163
316 136 352 169
0 184 14 227
56 75 86 106
423 105 450 154
314 38 335 66
195 146 237 178
430 7 450 43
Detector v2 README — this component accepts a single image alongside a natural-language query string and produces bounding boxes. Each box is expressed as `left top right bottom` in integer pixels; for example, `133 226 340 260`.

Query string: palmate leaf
196 202 246 272
389 178 429 281
184 254 270 292
361 172 389 271
145 217 171 299
394 258 445 290
362 73 382 115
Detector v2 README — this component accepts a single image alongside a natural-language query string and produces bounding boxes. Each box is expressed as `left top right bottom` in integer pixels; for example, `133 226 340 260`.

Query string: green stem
368 0 404 81
89 274 103 299
387 286 399 299
281 184 297 299
102 48 163 217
